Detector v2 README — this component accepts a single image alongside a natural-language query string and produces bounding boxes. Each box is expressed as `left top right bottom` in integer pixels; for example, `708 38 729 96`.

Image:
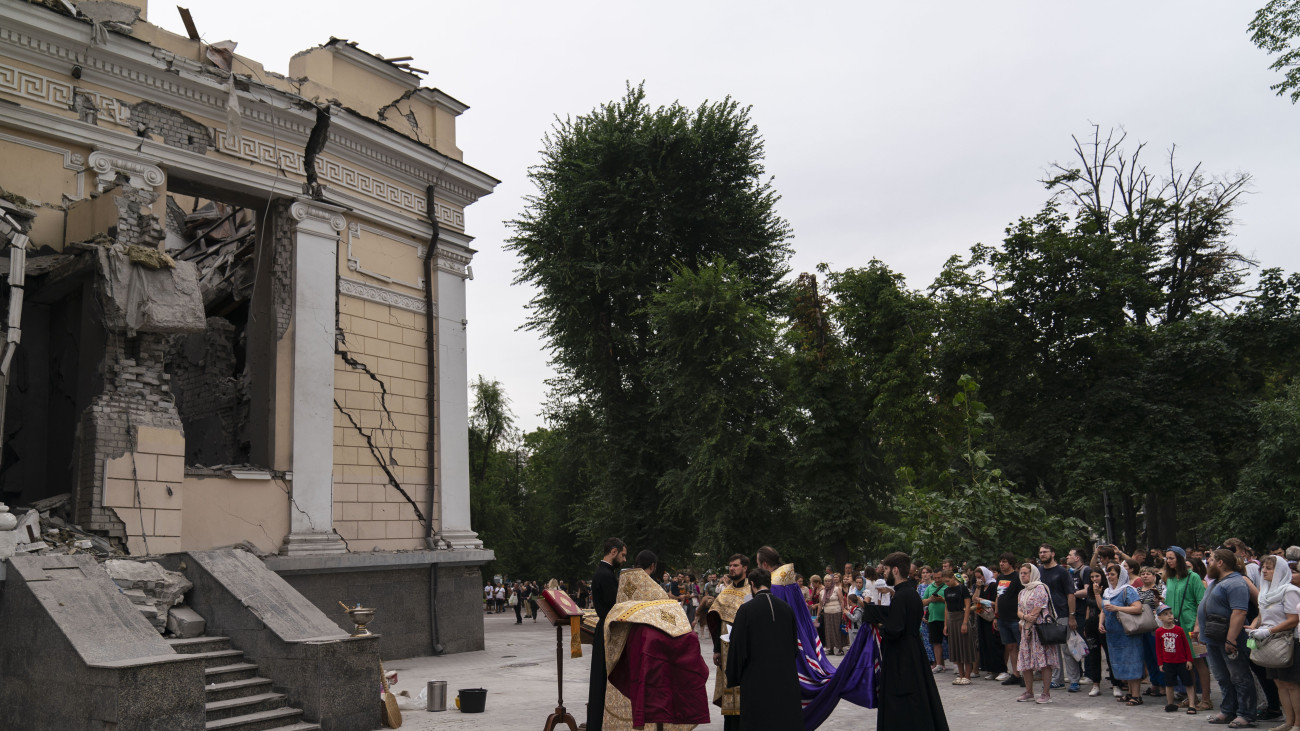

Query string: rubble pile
169 200 257 309
0 493 119 560
104 558 197 634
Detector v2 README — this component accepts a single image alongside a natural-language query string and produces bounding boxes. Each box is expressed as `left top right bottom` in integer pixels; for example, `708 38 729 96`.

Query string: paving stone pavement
386 612 1224 729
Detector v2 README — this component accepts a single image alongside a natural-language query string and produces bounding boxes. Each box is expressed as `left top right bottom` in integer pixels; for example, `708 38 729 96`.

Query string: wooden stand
542 623 578 731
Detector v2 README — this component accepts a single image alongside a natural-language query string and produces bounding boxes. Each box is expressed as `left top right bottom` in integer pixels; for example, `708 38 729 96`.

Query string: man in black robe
859 551 949 731
725 567 802 730
586 537 626 731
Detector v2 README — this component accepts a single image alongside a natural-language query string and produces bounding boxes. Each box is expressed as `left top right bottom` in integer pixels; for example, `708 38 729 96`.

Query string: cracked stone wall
333 297 432 550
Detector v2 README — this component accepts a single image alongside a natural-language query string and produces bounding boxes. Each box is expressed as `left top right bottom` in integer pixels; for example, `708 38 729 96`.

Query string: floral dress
1017 584 1059 671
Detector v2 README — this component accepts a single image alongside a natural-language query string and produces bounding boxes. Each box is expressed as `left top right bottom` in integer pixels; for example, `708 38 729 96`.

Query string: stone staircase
168 636 320 731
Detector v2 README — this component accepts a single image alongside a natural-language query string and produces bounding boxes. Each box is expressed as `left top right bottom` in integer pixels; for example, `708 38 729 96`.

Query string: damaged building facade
0 0 496 697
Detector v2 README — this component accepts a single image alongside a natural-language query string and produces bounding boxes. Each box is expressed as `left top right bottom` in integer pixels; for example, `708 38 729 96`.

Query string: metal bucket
426 680 447 712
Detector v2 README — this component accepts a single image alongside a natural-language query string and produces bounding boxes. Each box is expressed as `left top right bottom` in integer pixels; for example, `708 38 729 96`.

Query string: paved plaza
385 612 1219 729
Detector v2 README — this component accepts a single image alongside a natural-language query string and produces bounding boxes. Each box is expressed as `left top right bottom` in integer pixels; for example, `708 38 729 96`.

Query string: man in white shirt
484 583 494 613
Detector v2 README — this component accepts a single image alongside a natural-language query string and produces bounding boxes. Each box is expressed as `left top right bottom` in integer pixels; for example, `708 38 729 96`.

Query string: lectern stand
536 590 583 731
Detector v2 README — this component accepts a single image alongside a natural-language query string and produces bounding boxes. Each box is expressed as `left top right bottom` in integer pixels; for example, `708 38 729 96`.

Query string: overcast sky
184 1 1300 432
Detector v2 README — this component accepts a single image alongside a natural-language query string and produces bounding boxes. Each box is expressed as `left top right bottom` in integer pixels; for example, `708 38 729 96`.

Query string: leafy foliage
1251 0 1300 103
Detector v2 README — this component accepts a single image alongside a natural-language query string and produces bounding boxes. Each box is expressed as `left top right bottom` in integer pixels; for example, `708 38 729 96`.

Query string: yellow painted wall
179 475 291 555
332 295 434 550
104 426 186 555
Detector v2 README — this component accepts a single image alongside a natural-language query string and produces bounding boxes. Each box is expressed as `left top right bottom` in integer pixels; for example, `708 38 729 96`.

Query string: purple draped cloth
771 582 878 729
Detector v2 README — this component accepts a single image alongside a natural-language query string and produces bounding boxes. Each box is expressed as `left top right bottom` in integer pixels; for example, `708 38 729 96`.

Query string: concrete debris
104 559 193 632
165 605 206 638
96 243 206 335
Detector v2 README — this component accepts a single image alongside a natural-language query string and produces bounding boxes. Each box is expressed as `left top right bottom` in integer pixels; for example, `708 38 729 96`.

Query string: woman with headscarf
1016 563 1059 703
1101 562 1146 704
1247 554 1300 731
973 566 1006 679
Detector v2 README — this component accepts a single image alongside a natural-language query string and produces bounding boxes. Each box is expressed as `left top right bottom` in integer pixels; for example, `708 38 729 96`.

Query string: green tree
892 376 1085 566
506 84 792 564
645 258 790 565
1250 0 1300 103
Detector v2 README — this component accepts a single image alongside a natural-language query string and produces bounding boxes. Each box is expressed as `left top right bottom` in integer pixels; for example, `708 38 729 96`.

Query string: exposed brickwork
130 101 211 154
109 184 165 248
165 316 247 465
332 296 433 550
272 201 293 340
72 331 183 545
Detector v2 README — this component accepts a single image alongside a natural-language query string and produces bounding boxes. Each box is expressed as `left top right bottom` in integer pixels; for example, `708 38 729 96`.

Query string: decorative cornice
338 277 429 314
0 60 132 127
87 149 164 191
0 7 497 206
434 245 473 279
211 128 467 229
289 200 347 232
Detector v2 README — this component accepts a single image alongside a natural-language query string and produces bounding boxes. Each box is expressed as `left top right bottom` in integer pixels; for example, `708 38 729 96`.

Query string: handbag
1119 602 1158 636
1035 588 1069 645
1251 632 1296 669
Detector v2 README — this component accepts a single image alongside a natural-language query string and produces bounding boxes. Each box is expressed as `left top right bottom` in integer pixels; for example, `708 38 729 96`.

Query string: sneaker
1113 687 1123 698
1068 682 1080 693
1016 691 1035 702
1089 685 1101 697
1036 694 1053 704
1260 708 1285 721
1001 675 1020 686
1050 681 1065 690
995 672 1011 681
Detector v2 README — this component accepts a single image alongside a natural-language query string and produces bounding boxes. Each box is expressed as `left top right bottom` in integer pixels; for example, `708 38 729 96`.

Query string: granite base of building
266 549 492 658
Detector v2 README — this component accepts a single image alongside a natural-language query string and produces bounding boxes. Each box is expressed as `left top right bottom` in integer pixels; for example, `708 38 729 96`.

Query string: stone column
434 243 481 549
280 199 348 555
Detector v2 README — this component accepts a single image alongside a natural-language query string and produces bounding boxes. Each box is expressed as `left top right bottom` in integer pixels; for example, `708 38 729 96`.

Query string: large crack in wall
332 287 427 526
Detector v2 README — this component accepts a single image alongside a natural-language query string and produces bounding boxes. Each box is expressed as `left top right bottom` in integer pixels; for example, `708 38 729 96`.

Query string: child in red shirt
1154 604 1197 713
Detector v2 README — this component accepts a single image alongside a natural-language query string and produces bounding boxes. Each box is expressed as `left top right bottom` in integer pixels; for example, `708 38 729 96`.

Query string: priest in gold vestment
601 550 711 730
706 553 752 730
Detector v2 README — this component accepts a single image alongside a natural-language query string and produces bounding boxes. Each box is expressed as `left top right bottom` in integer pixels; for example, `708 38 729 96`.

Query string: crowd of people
790 540 1300 730
498 537 1300 730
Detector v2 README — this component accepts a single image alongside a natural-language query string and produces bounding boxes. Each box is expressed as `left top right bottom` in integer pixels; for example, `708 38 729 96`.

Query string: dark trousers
588 622 607 731
514 600 522 623
1083 627 1103 683
1141 632 1166 687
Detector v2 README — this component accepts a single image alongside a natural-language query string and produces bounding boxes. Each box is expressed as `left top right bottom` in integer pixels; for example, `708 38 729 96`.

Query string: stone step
204 706 305 731
205 662 261 684
168 636 233 655
205 692 288 721
189 649 247 669
205 676 275 703
254 724 319 731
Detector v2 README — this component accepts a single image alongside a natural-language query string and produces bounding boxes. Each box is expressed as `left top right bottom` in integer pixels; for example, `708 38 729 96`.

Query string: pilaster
280 199 348 556
433 242 480 549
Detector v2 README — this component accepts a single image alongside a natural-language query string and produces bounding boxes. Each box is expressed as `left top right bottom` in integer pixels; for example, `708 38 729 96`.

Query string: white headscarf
1021 563 1044 593
1102 563 1131 602
978 566 996 588
1260 557 1297 610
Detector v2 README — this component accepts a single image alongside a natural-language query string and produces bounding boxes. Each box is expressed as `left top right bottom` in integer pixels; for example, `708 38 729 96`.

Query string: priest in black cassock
724 567 802 730
587 537 625 731
859 551 950 731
